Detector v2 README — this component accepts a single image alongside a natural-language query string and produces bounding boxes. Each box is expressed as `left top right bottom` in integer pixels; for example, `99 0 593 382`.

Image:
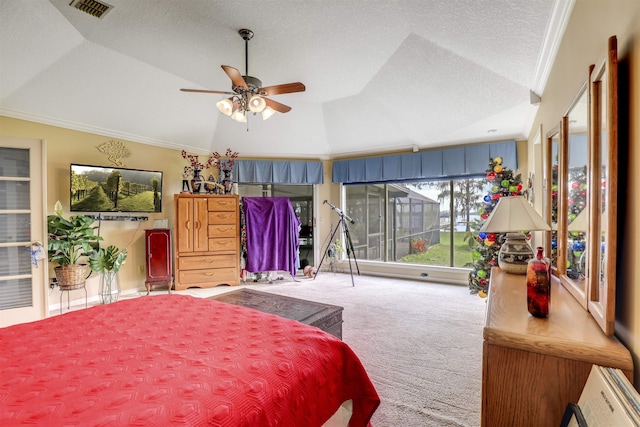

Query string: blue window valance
235 160 324 184
332 140 517 184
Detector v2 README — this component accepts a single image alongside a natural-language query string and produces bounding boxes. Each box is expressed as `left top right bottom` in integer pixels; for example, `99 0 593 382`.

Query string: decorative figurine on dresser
144 228 173 294
173 194 240 289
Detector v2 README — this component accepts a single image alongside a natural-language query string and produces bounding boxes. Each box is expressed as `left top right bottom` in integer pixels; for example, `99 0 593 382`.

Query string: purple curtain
243 197 300 276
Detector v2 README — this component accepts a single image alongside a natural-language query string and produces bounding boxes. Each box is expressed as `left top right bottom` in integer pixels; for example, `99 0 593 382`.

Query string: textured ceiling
0 0 567 159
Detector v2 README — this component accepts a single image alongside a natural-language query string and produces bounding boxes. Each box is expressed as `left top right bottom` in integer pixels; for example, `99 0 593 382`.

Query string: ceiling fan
180 28 305 123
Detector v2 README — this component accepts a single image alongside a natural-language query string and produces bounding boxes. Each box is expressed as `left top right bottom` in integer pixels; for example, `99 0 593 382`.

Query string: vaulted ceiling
0 0 568 159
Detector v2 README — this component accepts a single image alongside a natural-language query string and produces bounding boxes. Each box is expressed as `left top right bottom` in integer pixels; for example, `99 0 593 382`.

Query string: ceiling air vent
69 0 113 19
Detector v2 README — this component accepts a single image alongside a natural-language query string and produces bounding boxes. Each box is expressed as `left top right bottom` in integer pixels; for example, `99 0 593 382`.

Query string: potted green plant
47 201 102 289
89 245 127 304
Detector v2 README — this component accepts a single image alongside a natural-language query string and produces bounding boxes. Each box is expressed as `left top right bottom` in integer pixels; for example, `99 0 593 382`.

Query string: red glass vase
527 246 551 318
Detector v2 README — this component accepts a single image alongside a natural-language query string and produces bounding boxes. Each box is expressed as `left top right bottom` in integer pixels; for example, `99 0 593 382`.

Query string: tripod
315 201 360 286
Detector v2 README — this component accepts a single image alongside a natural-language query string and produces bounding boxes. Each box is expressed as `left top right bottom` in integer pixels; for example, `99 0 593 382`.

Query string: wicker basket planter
54 264 89 290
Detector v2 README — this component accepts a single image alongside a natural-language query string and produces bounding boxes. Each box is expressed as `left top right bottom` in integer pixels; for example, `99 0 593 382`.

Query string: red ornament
487 233 496 242
481 213 489 220
517 183 523 191
602 180 607 188
571 181 580 190
492 193 501 200
511 192 519 196
487 172 496 181
480 279 487 286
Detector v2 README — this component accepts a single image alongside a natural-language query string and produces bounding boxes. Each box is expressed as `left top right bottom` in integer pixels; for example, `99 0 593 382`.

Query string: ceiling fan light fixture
216 98 235 116
261 106 276 120
248 95 266 113
231 109 247 122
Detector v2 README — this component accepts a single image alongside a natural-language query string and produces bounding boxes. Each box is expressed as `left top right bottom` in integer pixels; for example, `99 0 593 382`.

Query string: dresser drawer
178 267 238 285
178 254 237 270
208 224 236 238
208 211 236 225
209 237 237 252
208 197 237 212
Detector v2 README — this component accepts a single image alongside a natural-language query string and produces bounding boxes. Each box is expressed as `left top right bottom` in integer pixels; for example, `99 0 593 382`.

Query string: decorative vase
190 169 203 194
527 246 551 318
498 233 532 274
98 270 120 304
220 169 233 194
204 174 217 194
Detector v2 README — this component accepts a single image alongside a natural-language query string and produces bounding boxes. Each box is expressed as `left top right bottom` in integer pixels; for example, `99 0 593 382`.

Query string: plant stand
59 283 87 314
99 270 120 304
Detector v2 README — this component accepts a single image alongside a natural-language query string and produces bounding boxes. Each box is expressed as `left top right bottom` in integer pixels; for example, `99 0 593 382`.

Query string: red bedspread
0 294 379 426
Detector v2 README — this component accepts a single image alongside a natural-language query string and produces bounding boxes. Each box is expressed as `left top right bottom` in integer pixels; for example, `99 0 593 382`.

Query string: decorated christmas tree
549 162 559 266
567 165 587 278
468 157 524 297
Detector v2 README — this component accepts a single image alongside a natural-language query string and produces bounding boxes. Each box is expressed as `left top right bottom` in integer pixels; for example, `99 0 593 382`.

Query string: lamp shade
261 106 276 120
567 208 587 232
480 196 551 233
248 95 266 113
216 98 235 116
231 109 246 122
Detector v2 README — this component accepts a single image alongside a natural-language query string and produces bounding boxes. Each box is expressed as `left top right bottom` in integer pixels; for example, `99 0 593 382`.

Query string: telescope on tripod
315 200 360 286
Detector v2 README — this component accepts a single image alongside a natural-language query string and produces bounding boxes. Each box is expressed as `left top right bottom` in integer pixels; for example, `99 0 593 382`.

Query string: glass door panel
0 140 46 327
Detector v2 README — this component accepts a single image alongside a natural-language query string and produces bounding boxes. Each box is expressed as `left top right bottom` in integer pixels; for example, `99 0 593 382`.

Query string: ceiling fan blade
221 65 248 89
180 88 235 95
264 97 292 113
259 82 306 96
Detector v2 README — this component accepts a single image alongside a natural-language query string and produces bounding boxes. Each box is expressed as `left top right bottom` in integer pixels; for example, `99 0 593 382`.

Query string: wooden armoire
173 194 240 290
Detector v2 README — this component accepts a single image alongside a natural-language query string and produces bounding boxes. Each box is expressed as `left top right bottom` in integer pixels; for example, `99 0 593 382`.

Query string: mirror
544 125 560 271
558 79 590 309
588 36 618 335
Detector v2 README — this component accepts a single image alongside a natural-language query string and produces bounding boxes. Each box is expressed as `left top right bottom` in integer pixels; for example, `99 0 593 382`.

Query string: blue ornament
484 195 492 203
572 241 585 252
479 232 487 239
551 239 557 250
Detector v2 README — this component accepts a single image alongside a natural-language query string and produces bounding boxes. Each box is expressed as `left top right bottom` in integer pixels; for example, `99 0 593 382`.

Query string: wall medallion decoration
96 139 131 167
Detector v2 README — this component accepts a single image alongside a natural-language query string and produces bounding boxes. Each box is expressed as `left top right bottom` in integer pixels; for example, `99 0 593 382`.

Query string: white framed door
0 136 47 327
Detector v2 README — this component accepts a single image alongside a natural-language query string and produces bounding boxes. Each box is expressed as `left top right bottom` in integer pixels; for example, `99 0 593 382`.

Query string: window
344 178 486 268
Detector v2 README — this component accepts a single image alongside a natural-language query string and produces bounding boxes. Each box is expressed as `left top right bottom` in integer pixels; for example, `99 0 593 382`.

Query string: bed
0 294 379 426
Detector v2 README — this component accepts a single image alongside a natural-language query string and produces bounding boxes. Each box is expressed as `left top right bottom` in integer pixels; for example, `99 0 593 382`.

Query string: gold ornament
96 140 131 167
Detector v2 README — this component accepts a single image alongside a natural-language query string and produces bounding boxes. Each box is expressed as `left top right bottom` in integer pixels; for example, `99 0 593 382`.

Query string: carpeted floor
194 272 487 426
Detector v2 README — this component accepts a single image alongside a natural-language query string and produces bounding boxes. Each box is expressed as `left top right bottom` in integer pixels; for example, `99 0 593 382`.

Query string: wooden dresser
482 268 633 427
174 194 240 290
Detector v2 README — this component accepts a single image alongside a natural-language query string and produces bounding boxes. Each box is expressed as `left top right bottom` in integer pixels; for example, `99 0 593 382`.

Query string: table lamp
480 196 551 274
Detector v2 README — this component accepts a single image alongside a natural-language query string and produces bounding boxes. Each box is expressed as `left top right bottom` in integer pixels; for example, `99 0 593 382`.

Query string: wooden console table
482 268 633 427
